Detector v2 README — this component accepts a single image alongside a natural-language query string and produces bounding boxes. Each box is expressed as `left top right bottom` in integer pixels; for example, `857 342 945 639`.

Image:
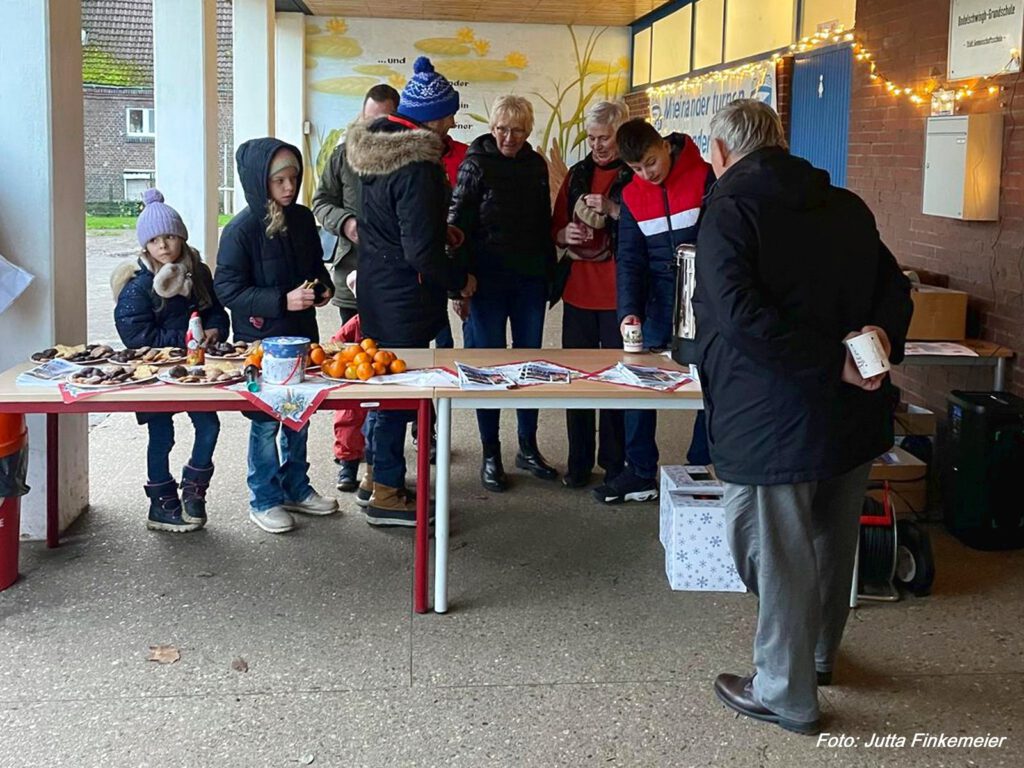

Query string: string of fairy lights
645 25 1022 110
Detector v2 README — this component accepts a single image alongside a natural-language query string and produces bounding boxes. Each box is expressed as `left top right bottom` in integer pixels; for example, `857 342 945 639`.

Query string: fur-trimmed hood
346 116 444 178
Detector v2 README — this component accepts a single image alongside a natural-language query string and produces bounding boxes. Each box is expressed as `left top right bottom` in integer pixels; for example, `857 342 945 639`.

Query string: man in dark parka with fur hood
345 57 475 526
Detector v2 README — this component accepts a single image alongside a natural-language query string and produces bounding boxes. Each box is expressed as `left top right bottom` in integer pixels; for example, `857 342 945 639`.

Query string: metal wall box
922 113 1003 221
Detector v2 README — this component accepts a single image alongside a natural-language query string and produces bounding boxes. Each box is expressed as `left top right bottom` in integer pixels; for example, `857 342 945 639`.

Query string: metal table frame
432 393 704 614
898 341 1014 391
0 388 436 614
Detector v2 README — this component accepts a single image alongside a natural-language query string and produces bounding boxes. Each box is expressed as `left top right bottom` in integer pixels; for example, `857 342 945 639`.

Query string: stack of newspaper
588 362 691 391
455 361 579 390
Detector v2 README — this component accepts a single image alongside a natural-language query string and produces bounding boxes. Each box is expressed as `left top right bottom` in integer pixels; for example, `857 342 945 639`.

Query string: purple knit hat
137 188 188 247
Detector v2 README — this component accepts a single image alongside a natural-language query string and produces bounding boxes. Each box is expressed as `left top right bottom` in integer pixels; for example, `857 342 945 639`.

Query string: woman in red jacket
550 101 632 489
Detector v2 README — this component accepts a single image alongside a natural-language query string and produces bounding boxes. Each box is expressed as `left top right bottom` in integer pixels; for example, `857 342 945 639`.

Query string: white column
153 0 219 264
275 12 308 203
232 0 276 213
0 0 89 539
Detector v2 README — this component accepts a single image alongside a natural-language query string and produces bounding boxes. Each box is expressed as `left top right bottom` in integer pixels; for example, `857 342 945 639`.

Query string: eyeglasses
494 126 528 138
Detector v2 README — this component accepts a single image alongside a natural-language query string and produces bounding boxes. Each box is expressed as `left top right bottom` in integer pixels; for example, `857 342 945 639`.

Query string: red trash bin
0 414 28 591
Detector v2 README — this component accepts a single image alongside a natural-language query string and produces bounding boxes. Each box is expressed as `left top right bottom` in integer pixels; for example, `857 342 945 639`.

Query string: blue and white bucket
261 336 310 385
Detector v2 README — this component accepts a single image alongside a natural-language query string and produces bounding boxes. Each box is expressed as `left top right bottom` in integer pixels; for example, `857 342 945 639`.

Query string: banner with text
647 60 777 160
949 0 1023 79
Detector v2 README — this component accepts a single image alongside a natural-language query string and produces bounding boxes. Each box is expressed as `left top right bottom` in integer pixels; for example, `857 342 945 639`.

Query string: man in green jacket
312 84 400 323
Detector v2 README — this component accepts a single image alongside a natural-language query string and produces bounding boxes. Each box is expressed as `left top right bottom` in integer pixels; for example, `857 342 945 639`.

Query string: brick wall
624 90 650 120
848 0 1024 409
217 96 235 194
84 87 234 206
84 88 154 203
775 56 793 136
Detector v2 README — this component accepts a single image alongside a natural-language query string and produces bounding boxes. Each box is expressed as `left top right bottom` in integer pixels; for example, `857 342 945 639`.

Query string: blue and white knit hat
399 56 460 124
137 188 188 247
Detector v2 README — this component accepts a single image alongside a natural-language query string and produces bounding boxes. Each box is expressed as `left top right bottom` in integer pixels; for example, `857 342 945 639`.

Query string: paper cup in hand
622 321 644 353
844 330 891 379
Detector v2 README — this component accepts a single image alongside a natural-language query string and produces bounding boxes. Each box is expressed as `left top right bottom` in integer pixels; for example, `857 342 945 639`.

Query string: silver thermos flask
671 244 698 365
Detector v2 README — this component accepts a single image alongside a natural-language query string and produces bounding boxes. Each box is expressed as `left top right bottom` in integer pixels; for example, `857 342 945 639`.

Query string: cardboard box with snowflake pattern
664 492 746 593
659 466 723 549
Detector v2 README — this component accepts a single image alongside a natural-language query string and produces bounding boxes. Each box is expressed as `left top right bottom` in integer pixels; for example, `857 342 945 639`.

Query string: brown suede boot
355 464 373 508
366 483 416 528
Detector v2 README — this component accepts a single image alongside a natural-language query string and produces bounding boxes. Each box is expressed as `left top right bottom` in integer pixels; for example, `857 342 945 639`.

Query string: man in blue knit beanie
398 56 460 125
399 58 470 349
343 56 476 527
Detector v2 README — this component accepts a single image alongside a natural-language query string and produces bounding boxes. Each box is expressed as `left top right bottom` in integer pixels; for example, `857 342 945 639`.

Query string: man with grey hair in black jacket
695 99 912 735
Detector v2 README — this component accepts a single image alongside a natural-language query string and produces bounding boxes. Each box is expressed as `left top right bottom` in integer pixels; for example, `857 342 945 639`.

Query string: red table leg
413 399 430 613
46 412 59 548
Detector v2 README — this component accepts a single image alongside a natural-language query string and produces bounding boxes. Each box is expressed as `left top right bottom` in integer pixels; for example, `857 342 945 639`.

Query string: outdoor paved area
0 233 1022 766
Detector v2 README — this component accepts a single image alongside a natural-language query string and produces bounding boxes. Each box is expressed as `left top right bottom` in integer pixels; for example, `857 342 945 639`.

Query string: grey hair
709 99 787 159
490 95 535 134
584 100 628 132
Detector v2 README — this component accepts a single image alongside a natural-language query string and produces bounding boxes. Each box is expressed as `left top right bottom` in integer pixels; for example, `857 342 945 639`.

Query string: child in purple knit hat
110 188 230 533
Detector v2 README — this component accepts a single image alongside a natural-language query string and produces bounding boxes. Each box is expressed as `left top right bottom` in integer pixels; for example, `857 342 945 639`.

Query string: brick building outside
82 0 234 213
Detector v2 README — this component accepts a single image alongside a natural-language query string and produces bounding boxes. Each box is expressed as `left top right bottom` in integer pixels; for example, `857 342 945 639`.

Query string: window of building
632 27 652 87
633 0 856 86
801 0 856 37
725 0 796 62
693 0 725 71
651 5 693 82
123 170 155 201
125 107 155 139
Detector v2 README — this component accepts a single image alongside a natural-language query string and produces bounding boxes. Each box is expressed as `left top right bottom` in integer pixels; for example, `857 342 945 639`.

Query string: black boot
180 464 213 527
515 436 558 480
481 442 508 492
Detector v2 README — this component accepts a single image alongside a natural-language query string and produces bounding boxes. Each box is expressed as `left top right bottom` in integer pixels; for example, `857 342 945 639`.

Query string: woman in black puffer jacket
449 95 558 493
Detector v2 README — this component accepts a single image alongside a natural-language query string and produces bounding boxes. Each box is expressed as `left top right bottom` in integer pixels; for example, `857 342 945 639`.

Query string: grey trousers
722 462 872 724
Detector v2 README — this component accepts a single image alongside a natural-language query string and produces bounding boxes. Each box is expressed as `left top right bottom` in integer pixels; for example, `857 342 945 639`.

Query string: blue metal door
790 45 852 188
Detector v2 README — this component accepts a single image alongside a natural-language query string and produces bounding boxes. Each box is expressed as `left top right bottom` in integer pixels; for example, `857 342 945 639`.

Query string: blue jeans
364 338 430 488
246 418 312 512
367 409 416 488
146 412 220 484
362 411 376 467
622 285 708 476
623 392 709 479
466 276 547 446
434 321 454 349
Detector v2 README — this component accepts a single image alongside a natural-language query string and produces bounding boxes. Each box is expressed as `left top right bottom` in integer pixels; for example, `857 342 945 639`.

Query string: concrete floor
1 233 1022 766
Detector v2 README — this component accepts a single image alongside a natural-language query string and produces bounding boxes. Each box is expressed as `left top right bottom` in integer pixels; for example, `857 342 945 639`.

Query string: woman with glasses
450 95 558 493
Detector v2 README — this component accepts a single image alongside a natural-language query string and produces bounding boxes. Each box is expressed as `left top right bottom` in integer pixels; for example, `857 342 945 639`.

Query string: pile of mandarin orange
309 339 408 381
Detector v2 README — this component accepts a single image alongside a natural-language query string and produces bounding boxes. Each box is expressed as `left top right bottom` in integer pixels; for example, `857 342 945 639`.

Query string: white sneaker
282 491 339 516
249 505 296 534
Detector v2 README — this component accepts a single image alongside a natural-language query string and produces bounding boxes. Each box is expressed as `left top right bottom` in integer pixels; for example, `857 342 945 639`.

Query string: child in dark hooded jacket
112 188 229 532
214 138 338 534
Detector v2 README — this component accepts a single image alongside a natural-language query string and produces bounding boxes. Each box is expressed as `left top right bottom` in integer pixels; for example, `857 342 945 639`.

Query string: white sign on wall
949 0 1023 80
647 60 777 159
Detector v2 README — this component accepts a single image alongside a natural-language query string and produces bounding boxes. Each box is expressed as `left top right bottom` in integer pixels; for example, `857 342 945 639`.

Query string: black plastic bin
944 391 1024 550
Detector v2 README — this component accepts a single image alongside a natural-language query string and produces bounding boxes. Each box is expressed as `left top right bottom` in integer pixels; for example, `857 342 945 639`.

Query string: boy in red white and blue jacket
593 119 714 505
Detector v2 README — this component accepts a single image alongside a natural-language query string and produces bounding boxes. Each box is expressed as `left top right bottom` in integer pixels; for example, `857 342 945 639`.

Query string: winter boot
481 442 508 492
336 459 360 492
356 464 373 508
366 483 417 527
145 479 200 533
180 464 213 527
